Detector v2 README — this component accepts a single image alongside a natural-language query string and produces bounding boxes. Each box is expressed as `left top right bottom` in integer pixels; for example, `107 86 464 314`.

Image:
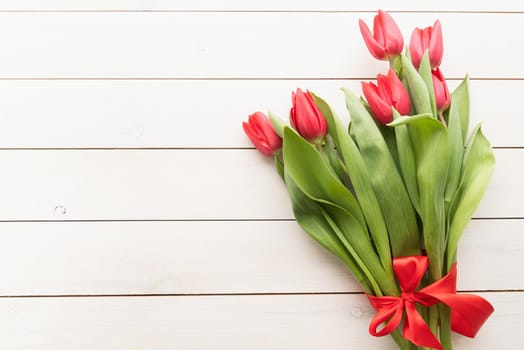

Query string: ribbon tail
421 264 494 337
403 302 443 350
434 293 494 337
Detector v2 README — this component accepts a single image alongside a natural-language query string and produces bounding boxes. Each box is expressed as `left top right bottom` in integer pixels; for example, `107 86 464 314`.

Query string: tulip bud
242 112 282 156
359 10 404 61
290 88 327 142
362 69 411 125
409 20 443 69
432 68 450 112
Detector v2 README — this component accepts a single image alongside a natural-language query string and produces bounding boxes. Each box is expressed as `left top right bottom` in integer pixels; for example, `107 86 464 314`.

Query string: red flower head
432 68 451 112
409 20 443 69
359 10 404 61
242 112 282 156
290 89 327 142
362 69 411 125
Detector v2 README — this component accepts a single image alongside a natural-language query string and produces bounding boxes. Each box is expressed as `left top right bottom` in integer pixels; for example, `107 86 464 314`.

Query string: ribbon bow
367 255 493 350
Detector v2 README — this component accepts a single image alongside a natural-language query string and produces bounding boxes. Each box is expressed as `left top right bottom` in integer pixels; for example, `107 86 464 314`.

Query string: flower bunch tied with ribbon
241 10 495 350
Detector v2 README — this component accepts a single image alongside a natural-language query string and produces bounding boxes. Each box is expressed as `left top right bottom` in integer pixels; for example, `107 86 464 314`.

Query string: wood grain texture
0 149 519 221
0 12 521 79
0 219 520 296
0 4 519 349
0 293 520 350
0 0 523 11
0 79 518 148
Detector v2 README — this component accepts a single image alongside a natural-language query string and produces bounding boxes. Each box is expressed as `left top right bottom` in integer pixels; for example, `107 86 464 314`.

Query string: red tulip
409 20 443 69
359 10 404 61
362 69 411 125
290 89 327 142
242 112 282 156
432 68 450 112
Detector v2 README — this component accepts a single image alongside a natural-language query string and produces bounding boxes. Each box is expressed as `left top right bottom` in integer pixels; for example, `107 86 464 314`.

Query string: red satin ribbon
367 255 494 350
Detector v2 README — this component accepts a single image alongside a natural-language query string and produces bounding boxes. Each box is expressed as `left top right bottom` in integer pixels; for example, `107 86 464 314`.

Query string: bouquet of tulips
242 10 495 350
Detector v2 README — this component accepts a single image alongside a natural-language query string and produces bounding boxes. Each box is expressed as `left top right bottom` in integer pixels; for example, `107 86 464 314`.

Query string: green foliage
342 88 420 257
282 127 398 296
256 56 494 304
446 125 495 270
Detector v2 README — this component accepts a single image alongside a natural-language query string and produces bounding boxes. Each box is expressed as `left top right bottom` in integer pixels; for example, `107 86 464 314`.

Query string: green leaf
283 127 402 296
312 92 392 272
318 203 398 297
323 137 350 188
391 109 420 213
446 125 495 270
282 127 365 227
445 78 468 213
407 117 449 279
402 54 433 116
274 155 285 182
418 51 437 118
387 113 433 127
391 54 403 77
284 174 373 294
342 88 420 257
268 111 286 138
451 76 470 143
376 121 400 170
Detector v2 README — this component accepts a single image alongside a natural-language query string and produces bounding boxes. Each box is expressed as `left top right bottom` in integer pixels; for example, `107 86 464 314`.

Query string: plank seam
0 147 518 150
0 77 521 81
0 10 522 14
0 217 519 223
0 290 521 299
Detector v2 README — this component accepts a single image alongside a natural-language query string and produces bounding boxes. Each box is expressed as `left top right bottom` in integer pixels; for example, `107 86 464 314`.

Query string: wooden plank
0 292 519 349
0 79 518 148
0 12 521 78
0 219 519 295
0 0 523 12
0 149 518 221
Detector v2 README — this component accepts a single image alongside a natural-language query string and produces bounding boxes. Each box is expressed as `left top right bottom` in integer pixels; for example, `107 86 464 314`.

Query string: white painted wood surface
0 149 520 220
0 293 522 350
0 2 521 349
0 13 521 79
0 219 521 295
0 0 523 12
0 80 520 148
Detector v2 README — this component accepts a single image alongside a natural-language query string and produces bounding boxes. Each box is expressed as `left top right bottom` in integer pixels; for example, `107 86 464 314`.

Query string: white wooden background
0 1 522 349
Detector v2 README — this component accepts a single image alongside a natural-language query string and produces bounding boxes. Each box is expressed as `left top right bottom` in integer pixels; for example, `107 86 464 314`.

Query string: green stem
439 305 453 350
438 111 448 127
427 306 439 349
390 329 414 350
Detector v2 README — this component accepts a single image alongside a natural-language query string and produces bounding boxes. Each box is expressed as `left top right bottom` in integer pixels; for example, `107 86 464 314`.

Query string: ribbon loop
367 255 494 350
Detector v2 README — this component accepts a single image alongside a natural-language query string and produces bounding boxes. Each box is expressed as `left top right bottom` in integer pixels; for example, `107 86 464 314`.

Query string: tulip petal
243 121 271 156
388 69 411 116
362 81 394 125
253 112 283 151
409 28 424 68
359 19 386 60
290 88 327 141
378 10 404 57
429 20 444 67
376 73 393 105
242 112 282 156
432 67 450 111
373 15 385 45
